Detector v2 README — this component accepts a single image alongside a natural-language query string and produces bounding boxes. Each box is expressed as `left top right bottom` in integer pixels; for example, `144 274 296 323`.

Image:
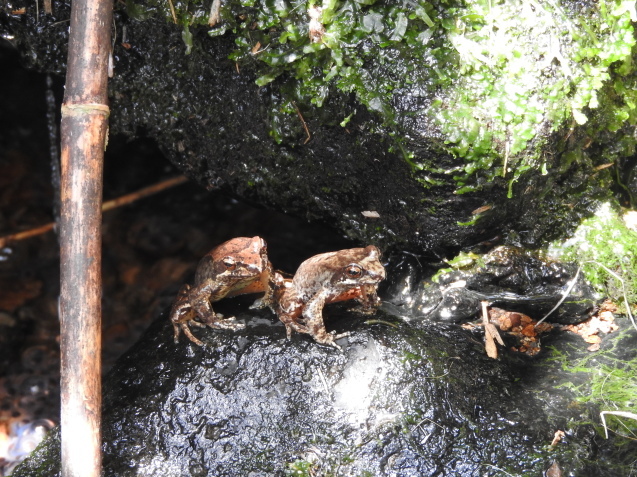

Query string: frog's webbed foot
312 331 349 350
203 313 246 331
352 291 381 314
176 322 204 346
277 314 309 339
249 297 268 310
286 321 310 338
170 285 200 344
191 295 245 331
333 331 351 340
171 312 205 346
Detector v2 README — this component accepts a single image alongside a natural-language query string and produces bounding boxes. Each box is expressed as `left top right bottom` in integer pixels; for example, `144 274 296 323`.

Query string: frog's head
213 236 267 279
332 245 386 288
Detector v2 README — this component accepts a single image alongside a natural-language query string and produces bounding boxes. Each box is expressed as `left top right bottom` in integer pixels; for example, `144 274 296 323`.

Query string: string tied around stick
61 103 110 118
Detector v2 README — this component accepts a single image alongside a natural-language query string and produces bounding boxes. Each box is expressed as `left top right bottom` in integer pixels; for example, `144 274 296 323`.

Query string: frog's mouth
229 263 265 284
240 263 264 276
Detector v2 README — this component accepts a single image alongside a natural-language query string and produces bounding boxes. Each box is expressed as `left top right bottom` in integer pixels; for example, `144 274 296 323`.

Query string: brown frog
274 245 386 348
170 236 274 346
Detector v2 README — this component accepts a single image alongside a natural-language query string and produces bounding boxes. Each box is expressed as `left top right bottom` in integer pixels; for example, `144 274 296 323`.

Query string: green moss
545 329 637 441
430 250 483 282
456 214 482 226
285 459 314 476
401 350 425 363
132 0 637 193
430 0 636 194
549 202 637 316
228 1 636 191
226 0 439 161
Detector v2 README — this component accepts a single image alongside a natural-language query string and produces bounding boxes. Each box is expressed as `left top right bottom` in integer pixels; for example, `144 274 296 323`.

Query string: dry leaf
485 334 498 359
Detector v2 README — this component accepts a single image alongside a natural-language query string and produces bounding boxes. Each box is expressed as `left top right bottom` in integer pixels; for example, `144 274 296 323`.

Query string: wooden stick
0 175 188 248
59 0 113 472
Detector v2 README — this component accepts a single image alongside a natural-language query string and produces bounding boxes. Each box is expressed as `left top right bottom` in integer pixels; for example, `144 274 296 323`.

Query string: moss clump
285 459 314 477
549 202 637 316
546 328 637 441
126 0 637 193
226 1 637 191
430 250 483 283
227 0 438 152
432 0 637 194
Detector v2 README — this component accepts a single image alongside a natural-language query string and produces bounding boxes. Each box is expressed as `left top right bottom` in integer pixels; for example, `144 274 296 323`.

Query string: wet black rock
10 298 618 477
384 246 600 325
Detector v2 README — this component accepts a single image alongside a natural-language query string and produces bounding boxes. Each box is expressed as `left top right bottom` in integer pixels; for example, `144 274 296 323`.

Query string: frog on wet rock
170 236 274 346
274 245 386 348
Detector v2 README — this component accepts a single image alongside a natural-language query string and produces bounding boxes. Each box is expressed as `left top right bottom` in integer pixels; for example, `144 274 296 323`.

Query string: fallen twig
0 222 56 248
102 175 188 211
363 319 399 328
0 175 188 248
292 101 311 144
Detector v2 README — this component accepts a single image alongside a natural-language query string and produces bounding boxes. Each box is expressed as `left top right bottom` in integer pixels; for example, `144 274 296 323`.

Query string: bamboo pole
59 0 113 473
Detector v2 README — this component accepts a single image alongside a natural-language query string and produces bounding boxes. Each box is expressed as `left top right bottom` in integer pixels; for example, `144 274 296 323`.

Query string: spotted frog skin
170 236 274 346
274 245 385 348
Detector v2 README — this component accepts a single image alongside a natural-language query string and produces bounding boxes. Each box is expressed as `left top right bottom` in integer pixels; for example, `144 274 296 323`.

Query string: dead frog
170 236 274 346
275 245 386 348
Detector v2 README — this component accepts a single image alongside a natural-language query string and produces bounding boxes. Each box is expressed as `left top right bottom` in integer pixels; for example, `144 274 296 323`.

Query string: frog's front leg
177 319 206 346
170 285 206 346
303 290 348 349
248 270 277 312
352 285 381 314
189 280 245 330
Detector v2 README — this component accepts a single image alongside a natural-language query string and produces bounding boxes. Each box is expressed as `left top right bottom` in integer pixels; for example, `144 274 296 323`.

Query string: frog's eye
222 257 236 270
345 265 362 278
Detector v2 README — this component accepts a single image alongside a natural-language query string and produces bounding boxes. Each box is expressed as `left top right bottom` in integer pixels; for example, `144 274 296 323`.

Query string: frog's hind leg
188 285 245 331
276 310 310 339
196 305 245 331
285 319 310 339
